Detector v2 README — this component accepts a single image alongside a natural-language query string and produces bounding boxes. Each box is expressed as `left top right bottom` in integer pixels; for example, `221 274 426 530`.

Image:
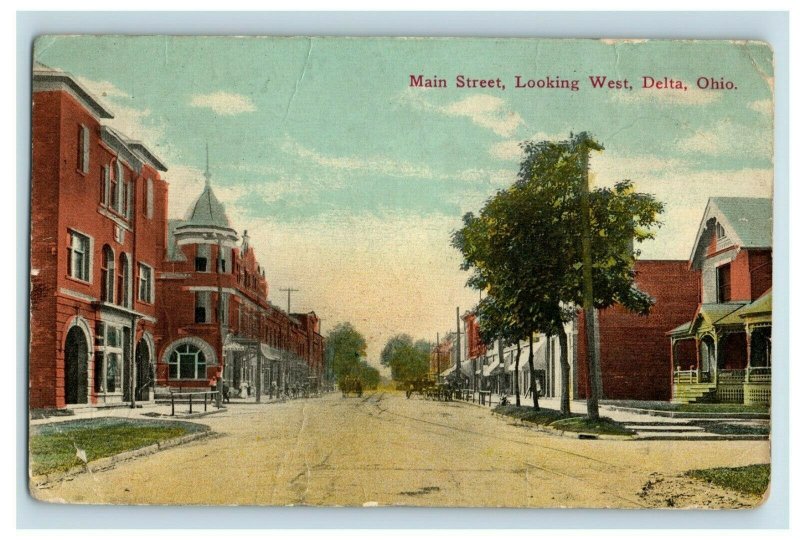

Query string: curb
491 412 634 441
30 429 218 488
603 405 770 420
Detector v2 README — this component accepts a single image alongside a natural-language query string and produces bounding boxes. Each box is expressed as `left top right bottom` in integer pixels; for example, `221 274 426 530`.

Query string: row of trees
379 334 433 384
324 322 381 390
451 132 664 419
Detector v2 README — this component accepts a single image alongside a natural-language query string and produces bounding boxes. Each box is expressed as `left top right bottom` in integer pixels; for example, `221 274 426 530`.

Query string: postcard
28 36 773 508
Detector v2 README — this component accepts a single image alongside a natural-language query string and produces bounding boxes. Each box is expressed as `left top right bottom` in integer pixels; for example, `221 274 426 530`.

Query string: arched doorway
135 337 152 401
64 326 88 404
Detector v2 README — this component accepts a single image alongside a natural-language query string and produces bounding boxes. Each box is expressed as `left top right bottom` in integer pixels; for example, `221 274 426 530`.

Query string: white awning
483 358 502 377
260 344 282 361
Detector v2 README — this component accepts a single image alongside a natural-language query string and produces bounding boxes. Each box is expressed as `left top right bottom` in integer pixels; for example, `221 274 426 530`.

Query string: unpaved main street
32 393 770 508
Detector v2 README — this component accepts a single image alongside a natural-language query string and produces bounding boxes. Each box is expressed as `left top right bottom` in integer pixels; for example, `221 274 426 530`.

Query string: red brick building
575 260 701 401
30 64 168 409
155 166 324 397
29 63 325 410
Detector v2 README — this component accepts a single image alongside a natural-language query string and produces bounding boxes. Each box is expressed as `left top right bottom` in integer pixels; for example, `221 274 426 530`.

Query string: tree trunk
514 342 521 407
557 320 571 415
528 332 540 411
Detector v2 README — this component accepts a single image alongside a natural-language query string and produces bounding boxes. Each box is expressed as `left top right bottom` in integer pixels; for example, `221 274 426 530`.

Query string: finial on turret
203 142 212 186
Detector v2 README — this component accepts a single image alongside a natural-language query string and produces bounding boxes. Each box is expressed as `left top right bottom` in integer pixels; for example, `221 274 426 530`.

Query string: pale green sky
35 37 774 365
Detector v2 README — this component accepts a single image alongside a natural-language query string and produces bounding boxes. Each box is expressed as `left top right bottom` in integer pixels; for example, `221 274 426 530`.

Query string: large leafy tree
453 132 664 418
326 322 368 381
381 334 431 383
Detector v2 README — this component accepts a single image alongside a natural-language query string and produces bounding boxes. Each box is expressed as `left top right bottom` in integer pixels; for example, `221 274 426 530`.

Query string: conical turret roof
184 181 231 228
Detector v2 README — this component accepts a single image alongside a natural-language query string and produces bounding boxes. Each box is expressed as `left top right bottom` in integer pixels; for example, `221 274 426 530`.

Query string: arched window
118 253 130 307
101 245 115 302
168 343 207 379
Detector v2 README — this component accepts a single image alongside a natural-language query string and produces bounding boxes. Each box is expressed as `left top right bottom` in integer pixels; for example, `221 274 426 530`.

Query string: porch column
745 326 752 383
711 333 719 385
694 338 701 383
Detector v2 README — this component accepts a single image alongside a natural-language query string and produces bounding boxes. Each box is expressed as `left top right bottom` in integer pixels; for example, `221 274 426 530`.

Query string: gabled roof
689 197 773 267
690 302 748 333
183 181 232 229
738 289 772 319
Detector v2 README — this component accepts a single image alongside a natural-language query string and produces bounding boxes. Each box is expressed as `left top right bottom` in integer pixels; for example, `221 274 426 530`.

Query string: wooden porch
672 366 771 405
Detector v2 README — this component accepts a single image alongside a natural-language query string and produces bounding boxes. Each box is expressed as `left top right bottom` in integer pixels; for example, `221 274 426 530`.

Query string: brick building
29 63 325 410
155 163 325 397
30 64 168 409
575 260 702 401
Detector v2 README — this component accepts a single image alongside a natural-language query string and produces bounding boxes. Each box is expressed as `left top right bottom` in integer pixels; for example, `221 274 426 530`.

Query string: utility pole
280 287 299 314
216 234 225 408
436 332 440 380
456 307 462 390
578 134 602 420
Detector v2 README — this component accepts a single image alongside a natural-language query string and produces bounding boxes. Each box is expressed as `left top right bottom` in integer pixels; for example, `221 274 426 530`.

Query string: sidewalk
460 393 769 440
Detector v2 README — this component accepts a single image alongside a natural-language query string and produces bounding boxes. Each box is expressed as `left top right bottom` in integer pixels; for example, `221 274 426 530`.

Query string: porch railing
717 369 746 383
747 367 771 383
673 368 699 384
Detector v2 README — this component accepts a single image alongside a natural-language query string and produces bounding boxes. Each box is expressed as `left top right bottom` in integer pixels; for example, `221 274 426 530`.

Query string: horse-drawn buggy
339 376 363 398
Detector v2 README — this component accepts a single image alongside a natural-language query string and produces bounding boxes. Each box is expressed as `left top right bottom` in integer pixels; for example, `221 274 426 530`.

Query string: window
118 254 131 307
168 343 207 379
195 244 209 272
138 263 153 304
195 291 211 323
716 221 727 240
219 246 230 273
145 178 154 219
717 263 732 303
77 124 89 174
95 323 123 394
101 245 114 302
220 293 229 326
68 230 91 281
100 165 110 206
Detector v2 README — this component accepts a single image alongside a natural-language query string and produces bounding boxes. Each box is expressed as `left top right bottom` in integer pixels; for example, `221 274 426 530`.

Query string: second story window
77 124 89 174
195 244 209 272
145 178 154 219
138 263 154 304
68 230 91 282
717 263 732 303
195 291 210 323
101 245 115 302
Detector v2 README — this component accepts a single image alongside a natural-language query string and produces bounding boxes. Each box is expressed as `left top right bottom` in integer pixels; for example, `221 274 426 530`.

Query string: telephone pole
280 287 299 314
578 134 602 420
456 307 462 389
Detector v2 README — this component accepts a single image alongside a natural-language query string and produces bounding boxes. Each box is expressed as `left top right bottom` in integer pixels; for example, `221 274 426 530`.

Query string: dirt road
31 392 770 508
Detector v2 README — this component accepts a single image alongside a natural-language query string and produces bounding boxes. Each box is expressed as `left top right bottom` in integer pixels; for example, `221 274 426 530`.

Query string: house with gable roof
668 197 772 405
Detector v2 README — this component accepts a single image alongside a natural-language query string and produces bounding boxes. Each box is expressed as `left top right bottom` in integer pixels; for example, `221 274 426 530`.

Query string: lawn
494 405 634 436
687 464 771 496
29 418 207 476
604 400 770 414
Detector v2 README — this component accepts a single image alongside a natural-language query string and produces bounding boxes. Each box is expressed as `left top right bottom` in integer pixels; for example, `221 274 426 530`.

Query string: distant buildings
29 64 324 411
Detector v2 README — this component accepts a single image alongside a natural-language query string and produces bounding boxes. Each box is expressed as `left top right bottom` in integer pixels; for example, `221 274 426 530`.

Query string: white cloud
614 86 722 106
189 91 256 115
488 131 567 161
676 119 772 159
440 95 523 137
398 90 523 137
748 99 772 115
280 137 439 179
75 76 129 99
75 76 168 158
